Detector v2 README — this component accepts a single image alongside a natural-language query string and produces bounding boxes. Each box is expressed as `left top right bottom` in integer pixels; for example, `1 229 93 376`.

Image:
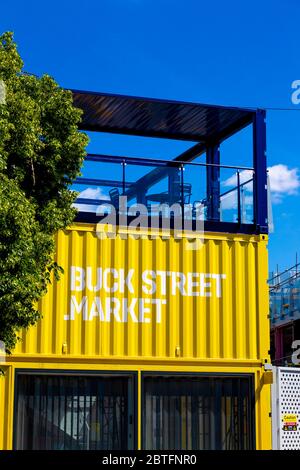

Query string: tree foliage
0 32 88 352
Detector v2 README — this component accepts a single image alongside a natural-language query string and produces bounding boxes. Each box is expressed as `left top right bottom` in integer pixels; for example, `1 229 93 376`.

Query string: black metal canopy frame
71 89 268 234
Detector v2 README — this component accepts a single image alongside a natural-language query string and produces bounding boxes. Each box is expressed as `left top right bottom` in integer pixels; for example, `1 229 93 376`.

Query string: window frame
141 371 256 451
13 369 138 450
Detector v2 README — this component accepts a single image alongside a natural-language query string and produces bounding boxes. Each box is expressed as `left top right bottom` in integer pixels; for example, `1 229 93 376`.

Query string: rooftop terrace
71 90 268 234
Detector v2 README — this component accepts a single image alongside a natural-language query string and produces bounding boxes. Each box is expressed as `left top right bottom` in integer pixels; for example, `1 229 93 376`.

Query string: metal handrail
75 156 255 225
85 153 254 171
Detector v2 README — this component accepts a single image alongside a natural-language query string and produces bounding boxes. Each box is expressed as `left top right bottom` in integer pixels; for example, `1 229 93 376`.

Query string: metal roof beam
78 123 208 142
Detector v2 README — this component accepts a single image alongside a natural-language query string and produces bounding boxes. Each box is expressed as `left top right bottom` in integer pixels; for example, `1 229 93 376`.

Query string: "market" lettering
64 266 226 323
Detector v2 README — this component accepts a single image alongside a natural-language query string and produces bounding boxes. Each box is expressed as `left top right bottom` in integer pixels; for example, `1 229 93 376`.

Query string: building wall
0 223 272 449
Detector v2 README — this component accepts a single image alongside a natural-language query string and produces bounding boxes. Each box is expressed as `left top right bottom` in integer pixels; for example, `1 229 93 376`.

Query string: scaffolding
269 263 300 327
269 263 300 365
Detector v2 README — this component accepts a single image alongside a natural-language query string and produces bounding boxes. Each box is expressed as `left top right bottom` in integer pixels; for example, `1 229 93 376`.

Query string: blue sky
2 0 300 272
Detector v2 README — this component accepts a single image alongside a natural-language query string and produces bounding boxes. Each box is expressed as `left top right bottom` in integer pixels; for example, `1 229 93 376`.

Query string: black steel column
206 144 220 221
253 109 268 233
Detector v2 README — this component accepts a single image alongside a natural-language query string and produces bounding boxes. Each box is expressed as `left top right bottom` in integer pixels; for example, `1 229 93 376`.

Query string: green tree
0 32 88 352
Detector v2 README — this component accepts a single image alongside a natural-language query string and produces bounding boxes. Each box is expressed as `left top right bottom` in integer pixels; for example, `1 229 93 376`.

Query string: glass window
142 374 254 450
14 373 136 450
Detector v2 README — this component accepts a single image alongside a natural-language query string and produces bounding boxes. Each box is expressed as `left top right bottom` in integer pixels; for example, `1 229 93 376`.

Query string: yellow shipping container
14 224 269 363
1 224 271 450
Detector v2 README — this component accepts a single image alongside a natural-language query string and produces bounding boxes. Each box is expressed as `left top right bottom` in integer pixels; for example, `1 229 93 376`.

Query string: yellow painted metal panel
1 361 272 450
13 224 269 363
255 368 272 450
0 366 14 450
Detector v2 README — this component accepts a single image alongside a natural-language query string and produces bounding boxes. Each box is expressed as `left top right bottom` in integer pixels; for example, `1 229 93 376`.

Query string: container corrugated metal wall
14 223 269 363
0 366 14 450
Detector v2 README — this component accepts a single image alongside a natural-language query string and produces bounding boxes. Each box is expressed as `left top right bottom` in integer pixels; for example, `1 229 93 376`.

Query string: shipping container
0 90 272 450
13 226 269 363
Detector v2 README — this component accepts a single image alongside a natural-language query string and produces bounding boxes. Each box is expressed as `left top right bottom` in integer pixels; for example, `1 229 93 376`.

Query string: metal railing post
122 160 126 195
237 170 241 224
180 164 184 227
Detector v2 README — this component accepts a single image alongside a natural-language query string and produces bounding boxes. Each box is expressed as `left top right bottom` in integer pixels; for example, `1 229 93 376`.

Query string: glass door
142 374 254 450
14 372 136 450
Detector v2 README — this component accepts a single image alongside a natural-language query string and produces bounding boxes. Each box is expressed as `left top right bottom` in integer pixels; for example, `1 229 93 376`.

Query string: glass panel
219 168 254 224
219 168 239 223
14 374 135 450
73 160 124 213
72 157 255 226
182 163 206 222
240 173 254 224
125 162 183 217
143 375 254 450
